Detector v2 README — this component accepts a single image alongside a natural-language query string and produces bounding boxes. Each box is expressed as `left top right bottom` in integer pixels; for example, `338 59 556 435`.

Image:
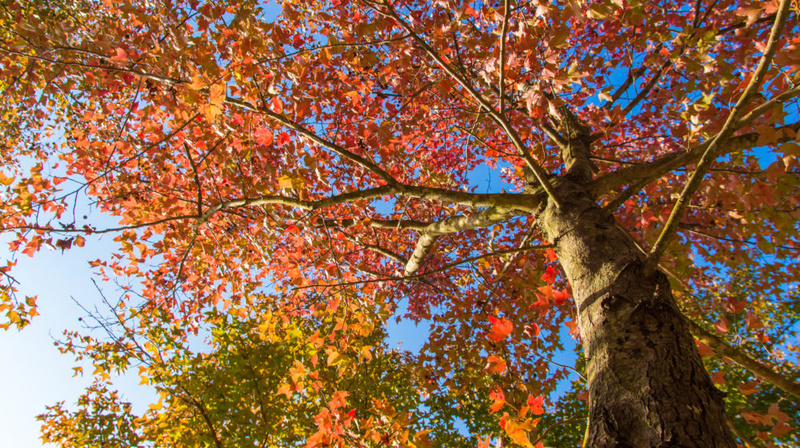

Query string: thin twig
294 244 552 290
643 0 793 276
498 0 510 114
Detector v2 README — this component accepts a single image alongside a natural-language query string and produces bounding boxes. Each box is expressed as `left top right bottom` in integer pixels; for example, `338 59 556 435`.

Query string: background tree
39 292 500 447
1 0 800 446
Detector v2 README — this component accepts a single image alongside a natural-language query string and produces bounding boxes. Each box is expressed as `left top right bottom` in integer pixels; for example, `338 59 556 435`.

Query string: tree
1 0 800 446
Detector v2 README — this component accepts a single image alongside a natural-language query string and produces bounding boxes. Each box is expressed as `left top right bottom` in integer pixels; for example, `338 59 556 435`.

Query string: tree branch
684 317 800 400
590 120 800 199
498 0 510 114
223 96 399 186
643 0 793 276
296 244 552 290
404 206 520 275
367 0 561 206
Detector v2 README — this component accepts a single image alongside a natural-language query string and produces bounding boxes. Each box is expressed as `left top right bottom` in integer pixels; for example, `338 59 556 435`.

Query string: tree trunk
537 178 736 447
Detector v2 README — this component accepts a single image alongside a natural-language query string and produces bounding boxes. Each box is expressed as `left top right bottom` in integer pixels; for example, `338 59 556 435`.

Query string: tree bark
537 178 736 447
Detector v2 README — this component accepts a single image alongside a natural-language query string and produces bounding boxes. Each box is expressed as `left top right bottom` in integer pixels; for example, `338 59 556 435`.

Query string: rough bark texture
536 178 735 448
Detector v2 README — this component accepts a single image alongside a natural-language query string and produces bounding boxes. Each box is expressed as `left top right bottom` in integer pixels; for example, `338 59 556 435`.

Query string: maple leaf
504 419 534 448
485 355 507 374
253 127 273 146
738 381 759 395
108 47 128 64
524 323 541 338
541 266 556 284
527 395 545 415
489 388 505 414
8 0 800 445
487 316 513 342
714 315 730 334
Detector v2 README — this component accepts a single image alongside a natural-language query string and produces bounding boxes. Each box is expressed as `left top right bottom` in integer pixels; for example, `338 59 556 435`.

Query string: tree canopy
1 0 799 446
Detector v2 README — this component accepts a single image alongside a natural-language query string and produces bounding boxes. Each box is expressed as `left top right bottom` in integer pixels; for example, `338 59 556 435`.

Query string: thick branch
404 233 438 276
550 102 596 182
403 206 519 275
590 120 800 198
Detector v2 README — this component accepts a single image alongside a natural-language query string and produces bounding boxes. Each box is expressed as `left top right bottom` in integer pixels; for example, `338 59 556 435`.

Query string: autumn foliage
1 0 800 446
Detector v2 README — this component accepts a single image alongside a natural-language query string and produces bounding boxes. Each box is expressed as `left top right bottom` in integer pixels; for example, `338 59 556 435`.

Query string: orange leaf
487 316 513 342
277 383 293 398
489 387 505 414
527 394 545 415
486 355 507 374
209 83 226 106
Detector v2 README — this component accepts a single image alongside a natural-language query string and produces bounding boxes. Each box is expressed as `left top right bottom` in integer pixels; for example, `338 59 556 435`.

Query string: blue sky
0 238 153 447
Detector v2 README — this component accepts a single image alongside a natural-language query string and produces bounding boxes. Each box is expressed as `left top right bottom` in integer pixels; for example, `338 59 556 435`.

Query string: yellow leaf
327 348 343 366
149 397 163 411
0 171 14 186
278 175 294 190
504 419 534 448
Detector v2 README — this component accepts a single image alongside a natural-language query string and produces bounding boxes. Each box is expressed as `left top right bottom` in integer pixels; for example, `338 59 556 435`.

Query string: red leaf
696 341 714 357
253 127 273 146
277 132 291 146
108 47 128 63
553 288 570 305
271 97 284 113
487 316 513 342
541 266 556 284
527 394 545 415
745 311 764 330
